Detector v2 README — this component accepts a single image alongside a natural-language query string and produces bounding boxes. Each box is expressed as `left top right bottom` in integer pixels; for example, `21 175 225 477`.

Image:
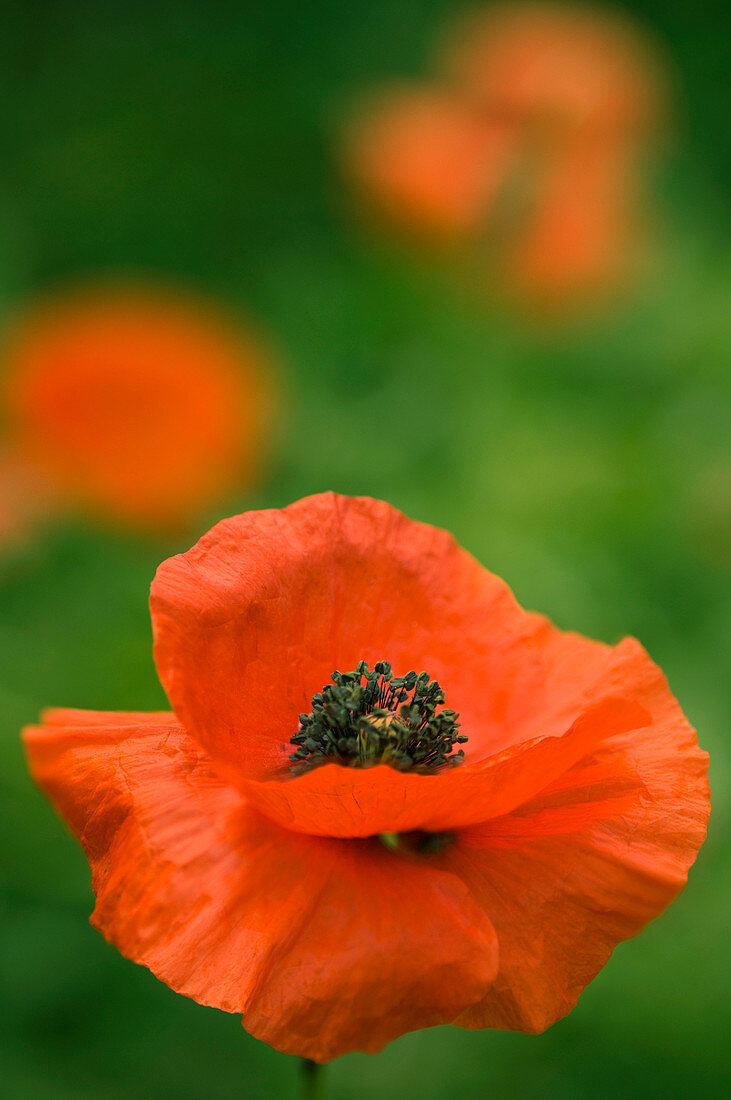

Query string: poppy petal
41 707 179 727
445 640 709 1033
23 710 499 1061
150 492 546 783
525 623 680 744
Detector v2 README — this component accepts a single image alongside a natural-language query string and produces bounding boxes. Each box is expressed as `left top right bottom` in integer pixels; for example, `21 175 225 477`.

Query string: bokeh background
0 1 728 1097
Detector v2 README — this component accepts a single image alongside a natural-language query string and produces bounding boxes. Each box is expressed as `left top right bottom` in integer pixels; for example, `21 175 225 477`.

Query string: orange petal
41 707 179 727
241 838 498 1061
444 646 709 1033
524 623 678 744
23 710 498 1061
150 492 545 784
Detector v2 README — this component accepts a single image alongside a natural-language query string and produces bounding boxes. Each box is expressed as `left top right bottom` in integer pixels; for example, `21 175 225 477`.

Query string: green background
0 1 728 1096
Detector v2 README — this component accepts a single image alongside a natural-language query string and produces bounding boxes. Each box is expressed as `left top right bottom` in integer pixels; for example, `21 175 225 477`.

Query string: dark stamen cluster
290 660 468 775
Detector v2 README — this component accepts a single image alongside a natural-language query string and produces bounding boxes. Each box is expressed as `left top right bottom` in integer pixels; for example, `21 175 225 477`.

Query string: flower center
289 660 467 775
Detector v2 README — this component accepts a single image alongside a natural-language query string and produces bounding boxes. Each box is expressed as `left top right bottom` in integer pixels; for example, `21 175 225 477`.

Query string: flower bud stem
300 1058 324 1100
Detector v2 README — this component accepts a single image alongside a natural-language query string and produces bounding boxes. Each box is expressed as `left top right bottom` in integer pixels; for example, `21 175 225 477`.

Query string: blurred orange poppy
447 2 663 304
508 132 640 304
342 3 665 306
24 494 709 1061
446 2 664 137
1 283 274 532
343 85 515 243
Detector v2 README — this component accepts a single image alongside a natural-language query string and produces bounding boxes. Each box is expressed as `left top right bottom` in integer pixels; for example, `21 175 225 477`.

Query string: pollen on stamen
289 660 468 775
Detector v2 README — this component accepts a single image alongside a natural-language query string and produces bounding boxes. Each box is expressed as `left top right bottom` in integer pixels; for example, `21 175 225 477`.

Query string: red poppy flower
24 494 709 1062
341 3 664 306
443 2 663 305
2 283 274 532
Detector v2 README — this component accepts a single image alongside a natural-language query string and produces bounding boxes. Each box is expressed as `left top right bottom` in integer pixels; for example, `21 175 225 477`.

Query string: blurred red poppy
2 283 274 533
24 494 709 1061
508 132 640 303
447 2 664 304
446 2 663 137
342 3 665 307
343 85 515 243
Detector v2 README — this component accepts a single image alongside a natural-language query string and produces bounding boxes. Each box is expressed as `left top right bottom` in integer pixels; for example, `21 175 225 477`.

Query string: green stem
299 1058 324 1100
379 831 400 851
